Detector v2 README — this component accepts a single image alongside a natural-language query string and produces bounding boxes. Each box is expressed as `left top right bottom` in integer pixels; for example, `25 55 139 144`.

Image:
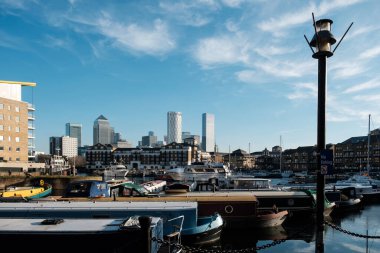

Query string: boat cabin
65 180 110 198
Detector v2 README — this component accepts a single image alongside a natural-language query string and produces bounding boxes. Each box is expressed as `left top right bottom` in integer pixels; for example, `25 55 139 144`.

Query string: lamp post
309 18 336 253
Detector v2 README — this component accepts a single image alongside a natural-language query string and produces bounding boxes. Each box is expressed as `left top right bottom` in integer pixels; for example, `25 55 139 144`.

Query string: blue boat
65 180 110 198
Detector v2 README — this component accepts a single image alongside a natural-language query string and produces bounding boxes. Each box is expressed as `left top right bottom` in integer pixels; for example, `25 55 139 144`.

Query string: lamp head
310 19 336 58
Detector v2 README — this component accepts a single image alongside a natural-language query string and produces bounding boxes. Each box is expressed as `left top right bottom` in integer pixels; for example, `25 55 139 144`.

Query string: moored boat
0 181 52 201
141 180 167 193
0 200 224 245
0 216 163 252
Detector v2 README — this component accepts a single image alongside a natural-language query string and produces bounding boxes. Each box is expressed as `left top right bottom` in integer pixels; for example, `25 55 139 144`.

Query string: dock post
139 216 152 253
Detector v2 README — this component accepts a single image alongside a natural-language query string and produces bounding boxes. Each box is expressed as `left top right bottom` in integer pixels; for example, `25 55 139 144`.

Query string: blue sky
1 0 380 154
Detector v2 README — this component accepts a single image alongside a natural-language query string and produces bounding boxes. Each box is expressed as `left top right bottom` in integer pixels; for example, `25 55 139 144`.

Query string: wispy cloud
331 62 366 79
287 82 317 100
258 0 363 36
193 35 250 68
159 0 219 27
353 93 380 101
255 59 314 78
343 78 380 94
95 17 176 56
221 0 246 8
359 45 380 59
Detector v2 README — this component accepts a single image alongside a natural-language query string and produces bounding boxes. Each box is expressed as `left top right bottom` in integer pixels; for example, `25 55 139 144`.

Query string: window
7 105 10 110
0 114 3 120
8 147 11 151
0 147 3 151
16 147 20 152
15 106 19 112
15 127 19 132
15 137 20 142
0 136 3 141
8 157 12 161
0 104 3 109
8 115 11 120
15 116 19 122
8 126 11 131
0 125 3 131
16 158 20 161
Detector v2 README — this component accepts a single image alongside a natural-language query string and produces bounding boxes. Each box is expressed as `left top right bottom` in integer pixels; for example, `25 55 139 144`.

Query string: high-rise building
61 136 78 158
202 113 215 152
142 131 158 147
49 136 62 156
0 80 36 163
167 112 182 144
65 123 82 147
93 115 112 145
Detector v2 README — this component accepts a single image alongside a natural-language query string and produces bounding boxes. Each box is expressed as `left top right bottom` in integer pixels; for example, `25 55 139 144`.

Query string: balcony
27 103 35 111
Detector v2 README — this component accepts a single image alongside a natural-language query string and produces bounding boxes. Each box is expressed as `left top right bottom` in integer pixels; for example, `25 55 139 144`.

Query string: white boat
141 180 167 193
226 176 280 190
166 162 231 185
103 164 129 178
337 174 380 188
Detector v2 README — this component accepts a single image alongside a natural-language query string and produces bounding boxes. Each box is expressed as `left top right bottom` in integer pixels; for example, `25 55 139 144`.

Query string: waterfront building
93 115 112 145
61 136 78 158
334 129 380 173
167 112 182 144
85 143 115 169
0 80 33 163
65 123 82 147
0 80 45 174
224 149 254 169
202 113 215 152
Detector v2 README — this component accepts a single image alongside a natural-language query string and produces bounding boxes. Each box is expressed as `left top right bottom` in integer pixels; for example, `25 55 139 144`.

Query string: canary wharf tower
167 112 182 144
202 113 215 152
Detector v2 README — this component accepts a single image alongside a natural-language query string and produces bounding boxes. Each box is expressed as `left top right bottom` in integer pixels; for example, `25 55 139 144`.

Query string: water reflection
195 204 380 253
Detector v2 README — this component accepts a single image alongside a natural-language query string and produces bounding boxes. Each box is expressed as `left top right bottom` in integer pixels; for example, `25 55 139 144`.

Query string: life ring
224 205 234 214
39 179 44 186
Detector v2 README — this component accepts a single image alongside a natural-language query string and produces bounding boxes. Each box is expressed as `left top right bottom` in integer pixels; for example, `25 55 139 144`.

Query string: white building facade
167 111 182 144
202 113 215 152
61 136 78 158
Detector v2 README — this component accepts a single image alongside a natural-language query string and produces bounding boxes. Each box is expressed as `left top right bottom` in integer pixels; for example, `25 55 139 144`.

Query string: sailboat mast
280 136 282 173
367 114 371 173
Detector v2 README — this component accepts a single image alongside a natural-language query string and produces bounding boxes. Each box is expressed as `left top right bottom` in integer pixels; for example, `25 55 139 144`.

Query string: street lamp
305 13 353 253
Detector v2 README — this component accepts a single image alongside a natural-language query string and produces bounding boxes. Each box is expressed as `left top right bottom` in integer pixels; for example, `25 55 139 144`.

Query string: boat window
205 168 215 172
97 183 107 190
217 168 226 173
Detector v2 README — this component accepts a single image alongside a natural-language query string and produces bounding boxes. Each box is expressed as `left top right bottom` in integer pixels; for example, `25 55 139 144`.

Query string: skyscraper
202 113 215 152
167 112 182 144
93 115 112 145
65 123 82 147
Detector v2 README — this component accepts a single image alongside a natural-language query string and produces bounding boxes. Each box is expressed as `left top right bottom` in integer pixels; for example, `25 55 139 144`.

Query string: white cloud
343 78 380 94
359 46 380 59
258 0 363 36
255 60 314 78
193 35 250 67
287 82 317 100
331 62 366 79
159 0 218 27
353 94 380 101
236 70 256 83
95 18 176 56
221 0 246 8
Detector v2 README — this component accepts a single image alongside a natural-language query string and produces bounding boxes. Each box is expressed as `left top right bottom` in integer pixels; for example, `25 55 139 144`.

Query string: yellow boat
0 181 52 200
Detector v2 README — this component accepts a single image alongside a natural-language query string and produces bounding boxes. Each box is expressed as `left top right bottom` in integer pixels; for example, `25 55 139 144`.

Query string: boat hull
181 213 224 245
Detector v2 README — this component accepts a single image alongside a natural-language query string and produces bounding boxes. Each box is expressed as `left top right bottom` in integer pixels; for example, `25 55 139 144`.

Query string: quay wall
0 175 102 195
